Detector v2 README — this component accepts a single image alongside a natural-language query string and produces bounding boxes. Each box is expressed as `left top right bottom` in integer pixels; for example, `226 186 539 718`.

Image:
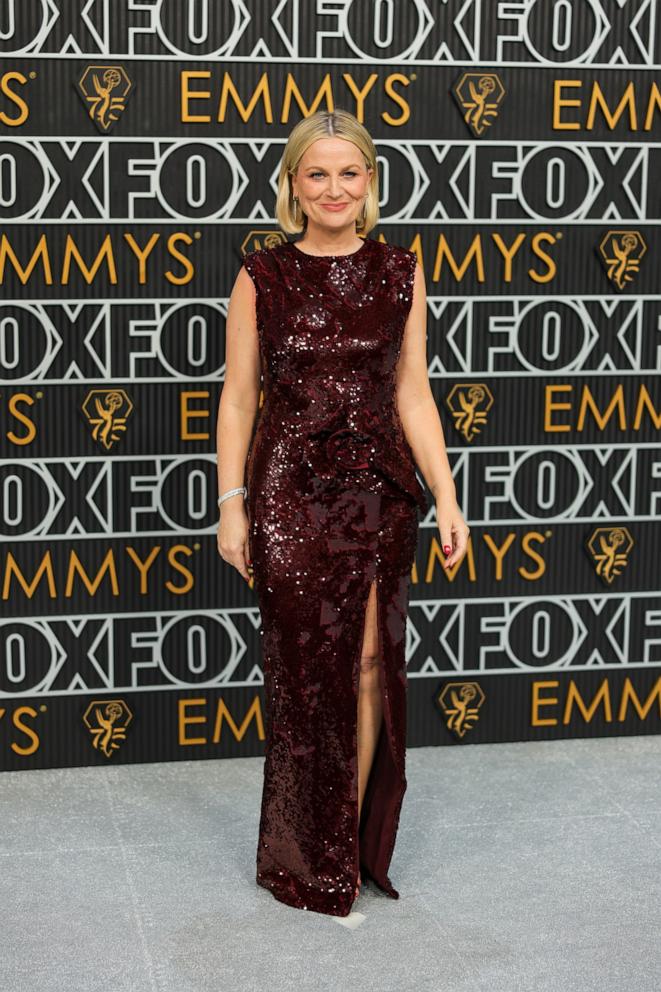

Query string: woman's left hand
436 498 470 569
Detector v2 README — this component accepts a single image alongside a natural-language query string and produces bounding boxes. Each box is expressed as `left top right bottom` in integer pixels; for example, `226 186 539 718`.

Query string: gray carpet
2 735 660 992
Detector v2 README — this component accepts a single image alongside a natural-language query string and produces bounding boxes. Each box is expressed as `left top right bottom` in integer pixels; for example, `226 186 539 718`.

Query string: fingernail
443 545 451 554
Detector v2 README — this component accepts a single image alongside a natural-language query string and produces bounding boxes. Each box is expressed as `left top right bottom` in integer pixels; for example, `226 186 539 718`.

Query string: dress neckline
290 239 369 260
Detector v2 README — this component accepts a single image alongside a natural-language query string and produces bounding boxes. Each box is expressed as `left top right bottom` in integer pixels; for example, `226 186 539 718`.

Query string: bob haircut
275 109 380 237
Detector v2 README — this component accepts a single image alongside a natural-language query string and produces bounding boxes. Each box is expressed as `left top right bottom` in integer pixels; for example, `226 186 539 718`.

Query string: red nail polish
443 545 451 554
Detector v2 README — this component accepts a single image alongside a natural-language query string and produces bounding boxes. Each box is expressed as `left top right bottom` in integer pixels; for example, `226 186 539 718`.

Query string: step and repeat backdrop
1 0 660 770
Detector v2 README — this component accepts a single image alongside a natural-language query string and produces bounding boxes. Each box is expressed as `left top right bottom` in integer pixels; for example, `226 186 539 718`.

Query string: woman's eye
310 172 357 178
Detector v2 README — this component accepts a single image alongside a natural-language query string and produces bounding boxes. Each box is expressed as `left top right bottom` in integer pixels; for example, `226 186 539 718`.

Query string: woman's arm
395 262 470 569
215 265 261 581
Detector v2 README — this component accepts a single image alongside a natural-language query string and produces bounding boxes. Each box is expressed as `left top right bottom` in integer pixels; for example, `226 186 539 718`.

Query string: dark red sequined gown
241 237 427 917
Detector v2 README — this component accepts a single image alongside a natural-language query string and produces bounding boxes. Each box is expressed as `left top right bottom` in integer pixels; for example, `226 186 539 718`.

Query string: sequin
240 238 426 918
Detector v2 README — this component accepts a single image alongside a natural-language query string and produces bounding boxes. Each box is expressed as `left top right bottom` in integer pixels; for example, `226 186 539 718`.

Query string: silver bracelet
217 486 247 509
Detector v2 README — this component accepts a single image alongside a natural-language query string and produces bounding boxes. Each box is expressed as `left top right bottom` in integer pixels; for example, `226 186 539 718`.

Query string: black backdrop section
1 1 660 770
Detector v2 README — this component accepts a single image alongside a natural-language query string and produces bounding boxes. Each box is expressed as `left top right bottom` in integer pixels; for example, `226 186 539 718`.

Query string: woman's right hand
216 500 253 583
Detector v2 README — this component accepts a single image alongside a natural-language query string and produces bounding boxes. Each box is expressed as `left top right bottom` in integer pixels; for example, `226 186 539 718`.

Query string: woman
216 109 469 918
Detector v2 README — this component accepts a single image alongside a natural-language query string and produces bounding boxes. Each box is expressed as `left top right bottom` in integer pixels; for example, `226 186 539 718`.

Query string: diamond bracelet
217 486 247 509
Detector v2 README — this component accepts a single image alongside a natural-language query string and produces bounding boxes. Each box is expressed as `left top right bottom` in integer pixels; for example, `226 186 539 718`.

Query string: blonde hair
275 110 379 236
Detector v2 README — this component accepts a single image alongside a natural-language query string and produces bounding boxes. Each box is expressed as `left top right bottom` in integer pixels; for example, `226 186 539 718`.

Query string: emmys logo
83 699 133 757
452 72 505 136
437 682 485 738
81 389 133 450
242 230 288 255
585 526 634 585
76 65 133 132
445 383 493 442
597 230 646 290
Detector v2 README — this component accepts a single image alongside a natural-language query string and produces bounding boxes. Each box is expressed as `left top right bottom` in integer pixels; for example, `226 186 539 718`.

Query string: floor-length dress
240 236 428 917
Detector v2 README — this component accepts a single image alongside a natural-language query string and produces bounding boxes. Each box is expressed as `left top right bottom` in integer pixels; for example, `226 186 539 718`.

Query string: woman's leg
357 577 383 819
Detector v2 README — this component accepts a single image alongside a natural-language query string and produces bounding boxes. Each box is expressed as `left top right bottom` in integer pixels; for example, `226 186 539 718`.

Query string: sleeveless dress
240 236 428 917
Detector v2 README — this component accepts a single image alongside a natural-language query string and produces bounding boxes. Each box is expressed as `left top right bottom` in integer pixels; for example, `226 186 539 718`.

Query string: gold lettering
618 677 661 721
564 679 612 724
61 233 117 285
12 707 40 756
125 547 161 595
576 384 626 431
492 233 526 283
552 80 582 130
382 73 412 125
643 82 661 130
433 234 485 283
544 384 572 432
0 233 52 284
219 71 273 123
211 696 265 743
180 391 210 440
166 545 195 594
519 533 547 579
632 385 661 430
165 232 195 285
343 74 379 123
124 232 160 284
529 232 557 283
424 534 476 583
64 549 119 598
0 71 29 126
7 393 36 445
482 533 516 581
586 81 637 131
180 70 211 123
179 698 208 745
178 696 266 745
2 552 57 600
531 680 559 726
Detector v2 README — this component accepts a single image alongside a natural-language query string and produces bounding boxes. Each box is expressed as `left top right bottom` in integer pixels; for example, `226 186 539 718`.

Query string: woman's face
291 137 373 234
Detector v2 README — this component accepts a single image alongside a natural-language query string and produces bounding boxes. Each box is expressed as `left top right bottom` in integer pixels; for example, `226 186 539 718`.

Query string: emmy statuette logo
597 230 647 290
585 526 634 585
445 383 494 442
437 682 485 738
76 65 133 132
452 72 505 136
83 700 133 757
241 230 288 255
81 388 134 450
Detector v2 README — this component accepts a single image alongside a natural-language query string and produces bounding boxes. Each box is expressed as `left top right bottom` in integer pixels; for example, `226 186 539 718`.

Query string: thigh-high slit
250 481 417 917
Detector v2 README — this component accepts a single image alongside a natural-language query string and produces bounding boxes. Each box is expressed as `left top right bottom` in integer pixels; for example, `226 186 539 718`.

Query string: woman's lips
320 203 349 211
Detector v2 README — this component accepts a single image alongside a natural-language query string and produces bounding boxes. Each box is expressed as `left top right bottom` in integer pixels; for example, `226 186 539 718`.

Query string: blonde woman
217 109 469 918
